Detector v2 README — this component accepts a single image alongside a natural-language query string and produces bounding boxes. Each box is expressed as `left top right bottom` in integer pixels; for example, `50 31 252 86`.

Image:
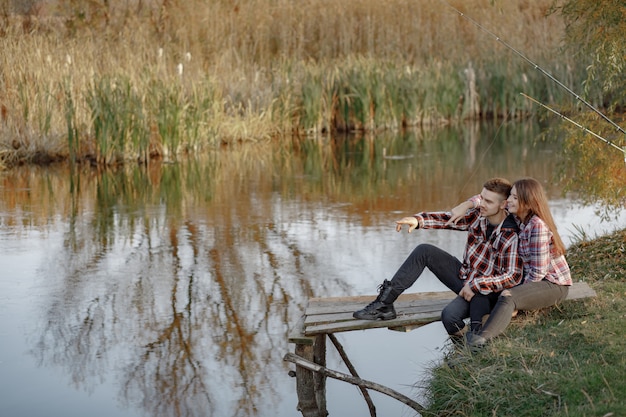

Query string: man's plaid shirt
416 208 523 295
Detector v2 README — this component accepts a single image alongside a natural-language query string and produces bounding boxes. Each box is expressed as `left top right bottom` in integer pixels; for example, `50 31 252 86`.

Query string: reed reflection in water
1 122 623 417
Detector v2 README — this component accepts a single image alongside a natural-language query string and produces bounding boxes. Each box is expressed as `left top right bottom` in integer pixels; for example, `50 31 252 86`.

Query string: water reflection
29 164 301 416
1 122 623 417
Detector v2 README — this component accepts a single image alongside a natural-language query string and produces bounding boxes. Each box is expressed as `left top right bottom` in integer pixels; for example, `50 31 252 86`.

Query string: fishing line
440 0 626 138
521 93 626 158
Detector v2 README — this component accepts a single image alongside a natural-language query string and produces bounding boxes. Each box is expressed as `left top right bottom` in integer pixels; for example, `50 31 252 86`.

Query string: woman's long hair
514 178 566 255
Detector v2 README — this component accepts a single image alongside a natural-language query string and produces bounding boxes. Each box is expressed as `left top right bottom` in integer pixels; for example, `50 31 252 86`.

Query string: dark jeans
388 243 488 335
478 280 570 340
441 291 500 334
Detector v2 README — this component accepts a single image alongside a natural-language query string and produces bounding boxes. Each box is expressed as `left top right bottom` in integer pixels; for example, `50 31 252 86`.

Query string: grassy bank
423 227 626 416
0 0 578 167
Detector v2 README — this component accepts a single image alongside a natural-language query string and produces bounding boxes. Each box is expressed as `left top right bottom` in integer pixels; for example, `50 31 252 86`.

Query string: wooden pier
285 281 597 417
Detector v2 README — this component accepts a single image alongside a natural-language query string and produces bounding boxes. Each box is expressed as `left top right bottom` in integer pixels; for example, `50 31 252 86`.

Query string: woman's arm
447 195 480 225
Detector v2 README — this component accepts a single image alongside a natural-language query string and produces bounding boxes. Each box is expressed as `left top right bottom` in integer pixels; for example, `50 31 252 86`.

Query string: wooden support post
289 315 328 417
294 335 327 417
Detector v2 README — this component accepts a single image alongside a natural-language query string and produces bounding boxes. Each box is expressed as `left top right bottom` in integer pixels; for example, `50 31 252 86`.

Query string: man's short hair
483 178 512 200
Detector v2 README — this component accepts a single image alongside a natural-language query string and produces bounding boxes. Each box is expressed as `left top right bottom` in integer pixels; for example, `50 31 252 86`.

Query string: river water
1 122 624 417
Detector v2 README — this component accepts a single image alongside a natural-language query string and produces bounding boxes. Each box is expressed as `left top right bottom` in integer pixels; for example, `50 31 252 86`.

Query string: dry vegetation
0 0 572 167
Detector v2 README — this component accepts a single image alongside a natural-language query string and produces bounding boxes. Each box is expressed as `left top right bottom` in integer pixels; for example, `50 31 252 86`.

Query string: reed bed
0 0 578 166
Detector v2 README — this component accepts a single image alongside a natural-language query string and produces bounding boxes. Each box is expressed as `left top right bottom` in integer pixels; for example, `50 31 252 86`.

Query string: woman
452 177 572 347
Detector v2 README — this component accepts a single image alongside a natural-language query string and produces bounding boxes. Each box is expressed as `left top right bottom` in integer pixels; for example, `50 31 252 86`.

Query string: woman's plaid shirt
416 208 523 295
517 214 572 286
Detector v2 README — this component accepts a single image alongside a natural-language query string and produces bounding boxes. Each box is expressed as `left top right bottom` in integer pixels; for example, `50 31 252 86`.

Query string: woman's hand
447 201 474 226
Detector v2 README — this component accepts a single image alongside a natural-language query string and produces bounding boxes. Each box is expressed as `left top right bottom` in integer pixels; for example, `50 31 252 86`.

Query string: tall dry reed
0 0 577 166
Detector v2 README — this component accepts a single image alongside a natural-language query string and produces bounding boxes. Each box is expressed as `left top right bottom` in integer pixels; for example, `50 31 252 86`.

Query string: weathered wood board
288 281 596 341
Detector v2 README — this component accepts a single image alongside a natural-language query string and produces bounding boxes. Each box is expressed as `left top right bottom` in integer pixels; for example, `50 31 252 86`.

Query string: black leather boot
352 279 399 320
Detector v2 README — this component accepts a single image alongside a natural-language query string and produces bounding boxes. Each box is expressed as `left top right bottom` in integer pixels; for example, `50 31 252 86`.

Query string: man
352 177 523 338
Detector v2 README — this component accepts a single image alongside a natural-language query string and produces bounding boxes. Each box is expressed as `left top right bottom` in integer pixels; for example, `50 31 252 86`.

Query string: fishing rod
521 93 626 159
440 0 626 139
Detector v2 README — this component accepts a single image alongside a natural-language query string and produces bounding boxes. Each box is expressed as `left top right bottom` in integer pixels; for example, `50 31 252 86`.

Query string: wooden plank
303 281 596 336
306 313 441 335
306 291 456 316
565 281 596 300
304 300 452 327
288 314 315 345
296 281 596 337
305 282 593 318
306 297 454 318
307 291 455 309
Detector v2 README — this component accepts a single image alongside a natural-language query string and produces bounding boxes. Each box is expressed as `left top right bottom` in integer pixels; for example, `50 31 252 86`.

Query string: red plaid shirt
517 214 572 285
417 209 523 295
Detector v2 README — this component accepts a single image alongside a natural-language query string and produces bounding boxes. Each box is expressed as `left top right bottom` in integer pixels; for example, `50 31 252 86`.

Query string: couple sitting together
352 177 572 348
